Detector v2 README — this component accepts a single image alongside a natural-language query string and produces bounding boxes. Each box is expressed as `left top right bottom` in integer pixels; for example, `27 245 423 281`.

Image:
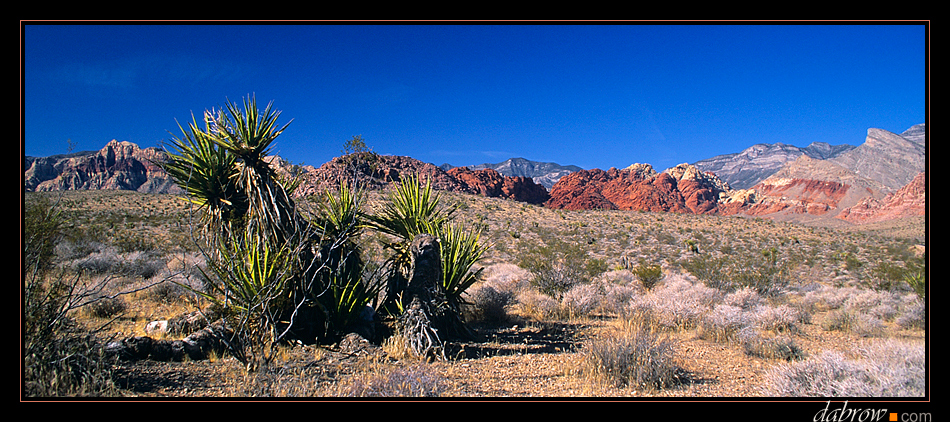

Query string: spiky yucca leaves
160 113 244 239
437 222 487 308
368 175 487 346
370 174 455 247
305 181 386 342
203 96 300 245
194 230 295 369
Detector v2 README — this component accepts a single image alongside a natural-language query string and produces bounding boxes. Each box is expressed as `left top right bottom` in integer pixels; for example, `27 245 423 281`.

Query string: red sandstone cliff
544 163 732 214
836 172 926 224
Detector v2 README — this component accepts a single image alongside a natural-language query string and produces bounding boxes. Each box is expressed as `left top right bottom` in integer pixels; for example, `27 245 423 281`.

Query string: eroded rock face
298 154 550 204
545 164 731 214
24 140 181 194
837 172 926 224
447 167 550 204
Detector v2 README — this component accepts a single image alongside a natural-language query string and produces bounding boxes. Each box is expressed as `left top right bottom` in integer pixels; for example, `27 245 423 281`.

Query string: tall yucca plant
204 95 298 244
161 114 244 237
437 222 487 308
194 229 294 369
368 174 487 319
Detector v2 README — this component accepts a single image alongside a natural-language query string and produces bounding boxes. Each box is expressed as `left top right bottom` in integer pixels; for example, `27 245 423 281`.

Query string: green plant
161 96 370 369
903 270 925 300
632 260 663 290
437 222 488 308
517 237 604 300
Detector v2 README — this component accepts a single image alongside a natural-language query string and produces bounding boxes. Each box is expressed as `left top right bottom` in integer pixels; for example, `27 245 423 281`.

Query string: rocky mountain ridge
24 124 925 226
439 157 581 189
693 141 857 190
24 140 182 194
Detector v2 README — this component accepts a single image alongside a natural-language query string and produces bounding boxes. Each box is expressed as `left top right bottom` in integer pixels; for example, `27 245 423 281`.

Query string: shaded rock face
748 178 852 216
24 140 181 194
446 167 550 205
693 142 856 190
297 154 550 204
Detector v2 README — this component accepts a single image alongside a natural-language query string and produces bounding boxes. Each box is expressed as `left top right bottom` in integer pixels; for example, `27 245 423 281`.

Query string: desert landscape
23 119 927 400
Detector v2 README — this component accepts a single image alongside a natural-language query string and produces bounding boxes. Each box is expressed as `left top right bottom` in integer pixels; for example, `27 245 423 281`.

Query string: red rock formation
446 167 549 204
545 164 729 214
748 178 852 216
837 172 926 224
298 154 550 204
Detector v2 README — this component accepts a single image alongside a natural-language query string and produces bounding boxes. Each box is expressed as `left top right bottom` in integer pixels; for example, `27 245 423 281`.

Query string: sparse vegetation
22 104 926 398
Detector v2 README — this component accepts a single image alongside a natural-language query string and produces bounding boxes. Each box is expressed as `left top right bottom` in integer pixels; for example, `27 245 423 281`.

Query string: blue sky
22 23 927 171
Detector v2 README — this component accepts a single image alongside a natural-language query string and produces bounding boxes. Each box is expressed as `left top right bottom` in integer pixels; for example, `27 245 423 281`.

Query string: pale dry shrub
514 288 562 320
750 304 801 333
895 296 925 329
738 326 805 361
464 283 515 325
821 310 885 337
625 273 721 331
600 282 642 315
699 304 751 343
723 287 765 310
83 296 128 318
479 263 533 293
579 323 682 390
560 282 604 317
843 289 901 321
762 339 924 397
330 363 446 397
804 285 859 311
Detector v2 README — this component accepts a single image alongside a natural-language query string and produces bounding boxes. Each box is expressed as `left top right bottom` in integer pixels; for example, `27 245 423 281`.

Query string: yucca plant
161 113 244 239
369 174 455 248
367 174 487 346
192 230 294 369
437 222 487 308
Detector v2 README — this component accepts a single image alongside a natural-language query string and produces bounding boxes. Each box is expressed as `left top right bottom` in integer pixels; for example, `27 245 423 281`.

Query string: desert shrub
464 284 514 326
73 246 121 275
821 310 885 337
146 280 190 304
23 195 118 397
113 250 166 280
631 261 663 290
803 285 858 311
750 304 801 333
626 274 720 331
699 305 751 343
514 289 562 320
599 280 642 316
579 324 682 390
762 339 924 397
331 363 446 397
895 297 925 330
84 296 128 318
723 287 764 310
681 248 792 297
559 282 604 317
843 289 900 322
738 327 805 361
517 237 605 300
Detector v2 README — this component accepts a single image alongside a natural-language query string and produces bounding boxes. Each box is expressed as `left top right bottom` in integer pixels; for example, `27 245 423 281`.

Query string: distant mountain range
439 158 582 189
692 142 858 190
23 124 926 225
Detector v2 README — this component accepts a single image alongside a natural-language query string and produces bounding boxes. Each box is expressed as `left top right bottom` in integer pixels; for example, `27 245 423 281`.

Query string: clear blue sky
22 22 927 171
